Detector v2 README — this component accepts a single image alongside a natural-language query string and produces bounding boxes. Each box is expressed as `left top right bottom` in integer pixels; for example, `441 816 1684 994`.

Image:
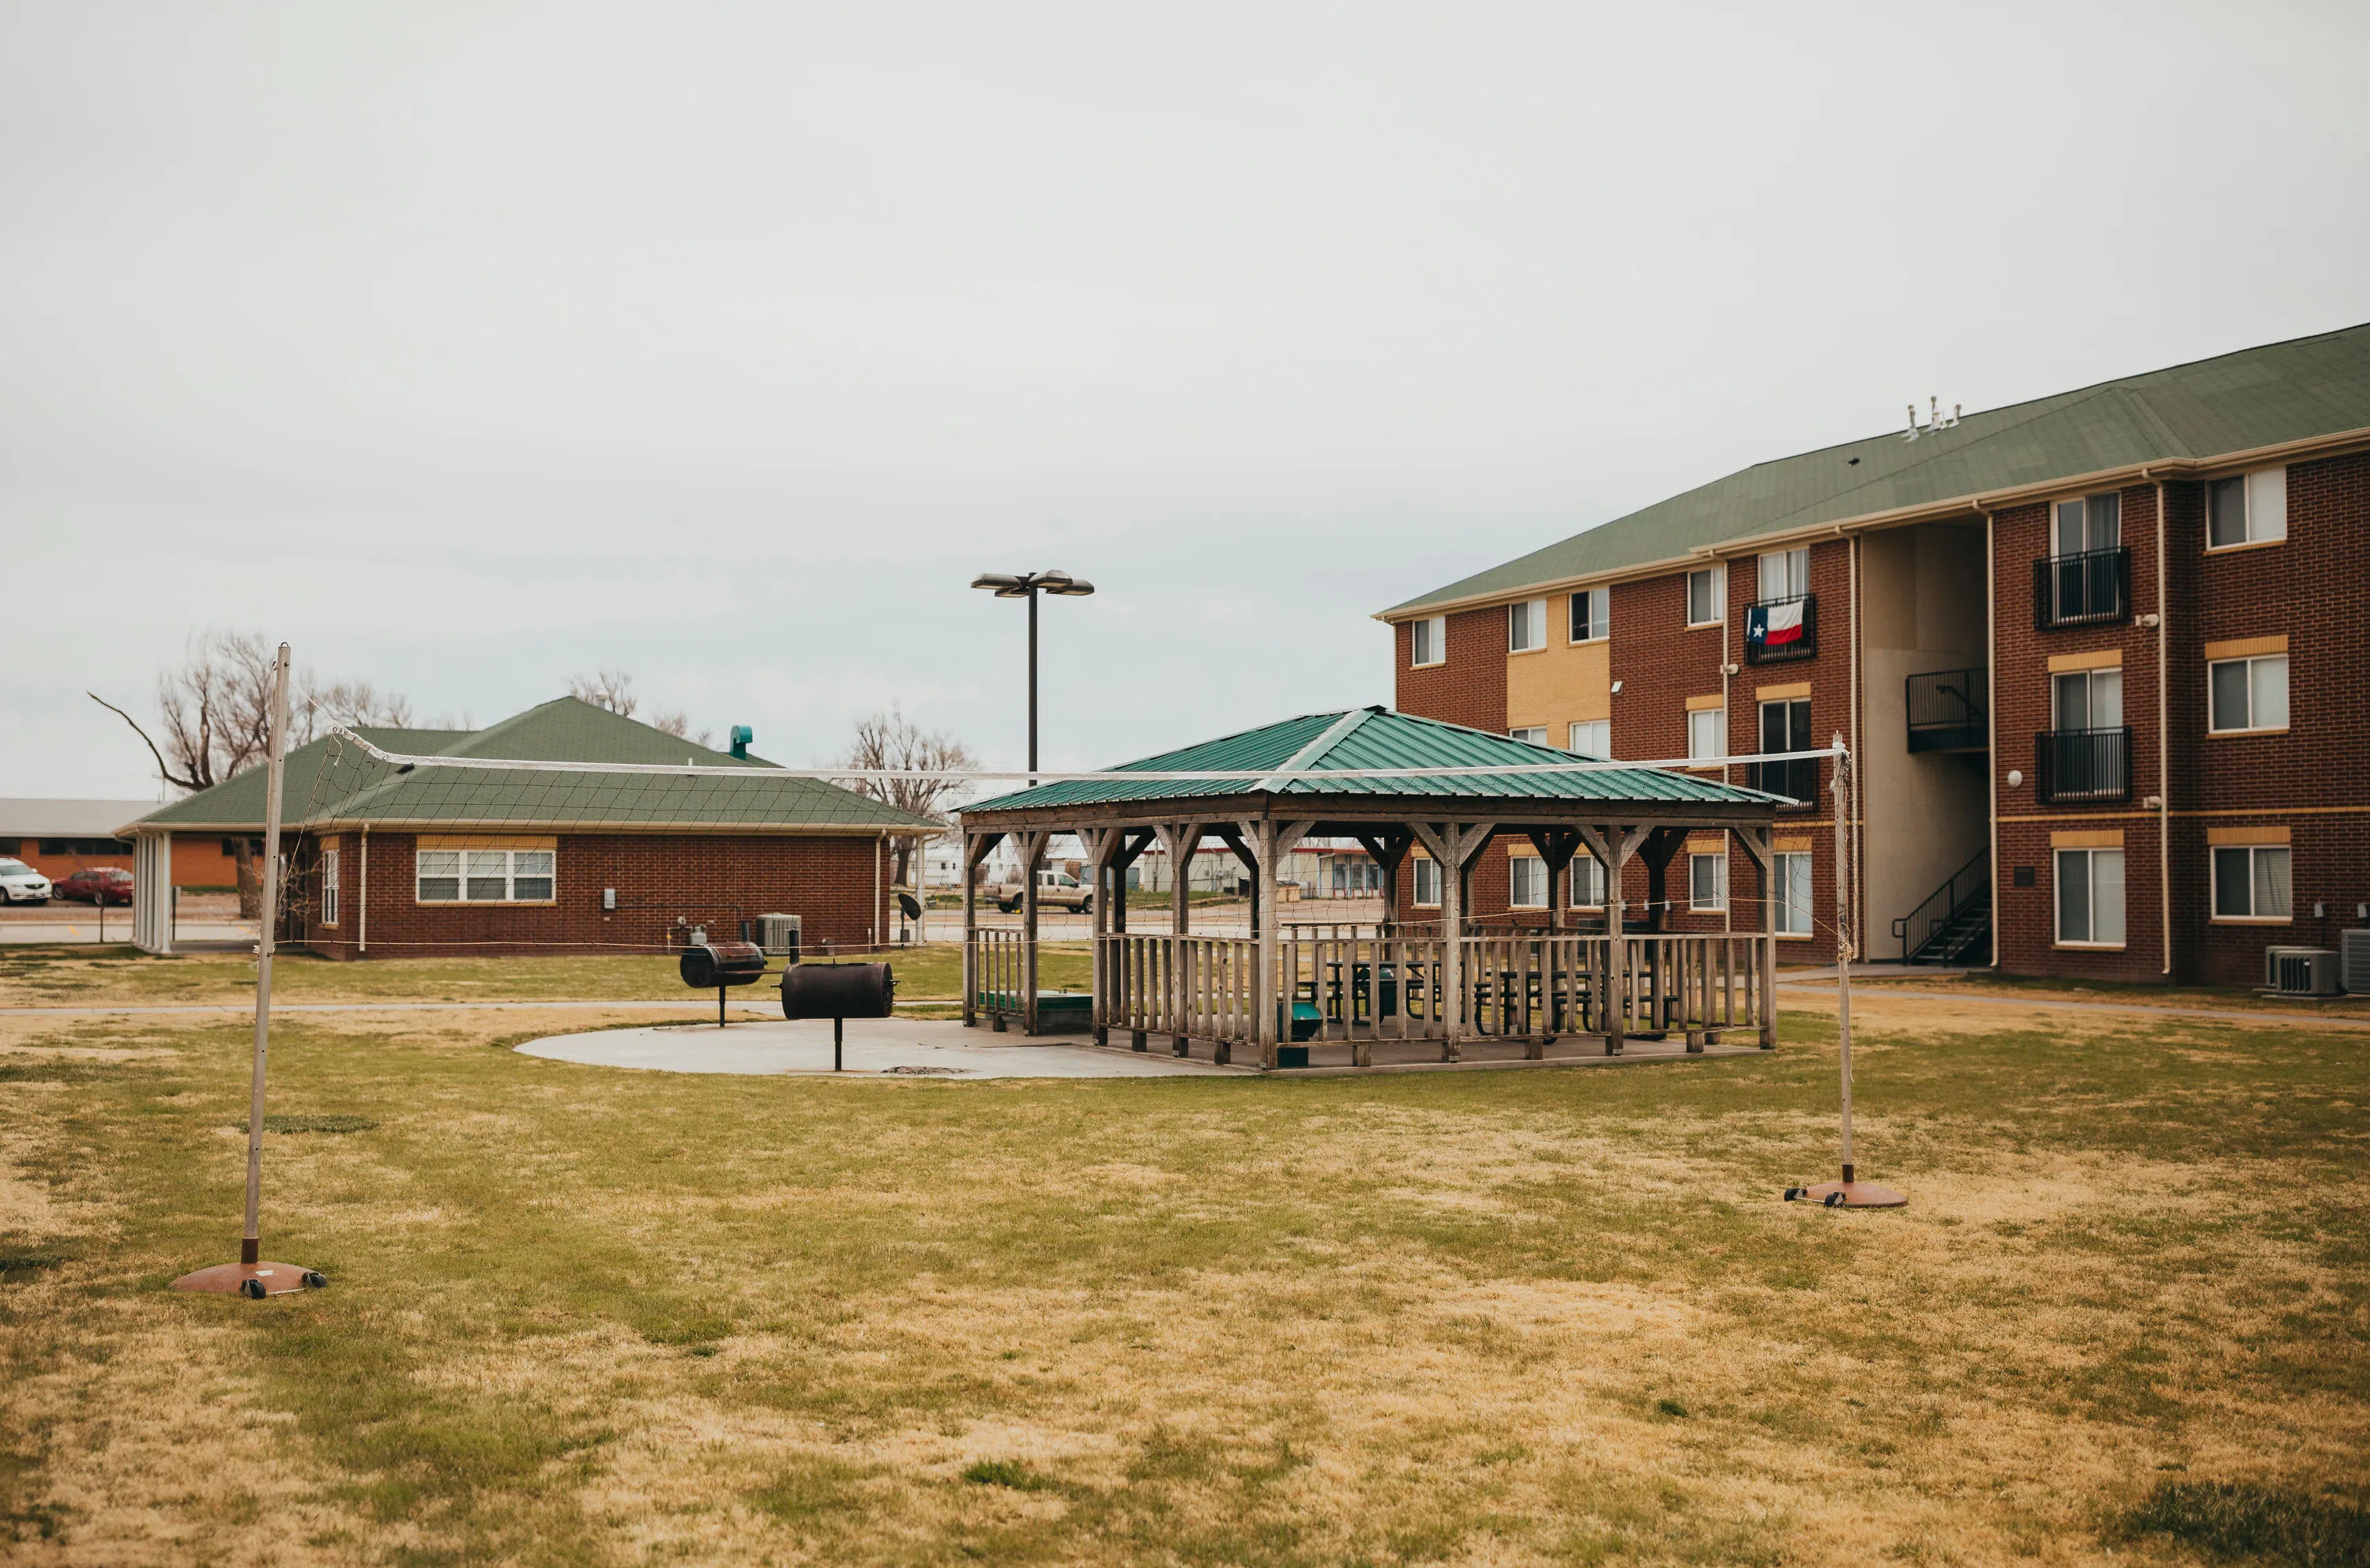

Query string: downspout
358 825 369 955
1981 504 1998 969
874 833 884 952
2154 473 2171 978
1721 558 1732 938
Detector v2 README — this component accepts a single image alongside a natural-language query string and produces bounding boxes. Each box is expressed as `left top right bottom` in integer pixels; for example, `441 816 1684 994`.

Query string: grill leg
834 1016 843 1073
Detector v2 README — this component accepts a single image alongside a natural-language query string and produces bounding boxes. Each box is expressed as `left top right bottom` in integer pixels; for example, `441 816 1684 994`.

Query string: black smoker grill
781 962 896 1072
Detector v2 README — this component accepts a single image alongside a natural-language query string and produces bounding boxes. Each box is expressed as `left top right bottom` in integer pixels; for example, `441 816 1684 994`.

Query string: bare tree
843 706 977 822
89 631 415 918
567 668 638 717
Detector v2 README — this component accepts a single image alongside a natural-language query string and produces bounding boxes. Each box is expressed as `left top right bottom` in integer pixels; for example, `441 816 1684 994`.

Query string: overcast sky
6 2 2368 799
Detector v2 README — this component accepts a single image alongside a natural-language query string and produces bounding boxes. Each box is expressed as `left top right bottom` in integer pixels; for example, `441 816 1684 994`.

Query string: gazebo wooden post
1411 822 1492 1063
1526 829 1581 1057
1577 824 1650 1055
960 829 1001 1029
1157 822 1201 1057
1245 818 1314 1071
1018 829 1049 1036
1082 829 1115 1046
1732 825 1780 1049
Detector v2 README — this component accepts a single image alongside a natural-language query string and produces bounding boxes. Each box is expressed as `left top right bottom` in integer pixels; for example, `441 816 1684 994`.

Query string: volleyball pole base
172 1240 328 1299
1785 1164 1907 1210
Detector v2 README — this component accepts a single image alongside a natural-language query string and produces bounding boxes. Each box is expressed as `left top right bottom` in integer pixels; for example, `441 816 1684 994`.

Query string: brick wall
1393 608 1512 917
292 831 892 961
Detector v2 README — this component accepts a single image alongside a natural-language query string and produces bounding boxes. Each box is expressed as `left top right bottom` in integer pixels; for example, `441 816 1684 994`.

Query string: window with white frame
1568 587 1608 643
2209 654 2289 733
416 845 555 904
1759 547 1809 601
320 845 340 927
1508 598 1548 652
1509 855 1547 908
2054 848 2124 946
2212 844 2291 920
1688 850 1727 912
1686 566 1725 626
2052 492 2121 556
2207 468 2287 549
1410 615 1446 667
2053 666 2123 731
1774 852 1812 934
1412 856 1441 908
1510 726 1548 745
1569 720 1612 759
1571 855 1605 908
1687 705 1725 764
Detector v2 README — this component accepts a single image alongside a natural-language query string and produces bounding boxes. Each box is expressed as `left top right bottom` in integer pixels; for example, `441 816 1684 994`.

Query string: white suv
0 858 53 904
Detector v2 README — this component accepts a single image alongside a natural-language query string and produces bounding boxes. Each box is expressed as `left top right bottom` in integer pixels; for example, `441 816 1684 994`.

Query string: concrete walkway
516 1017 1252 1078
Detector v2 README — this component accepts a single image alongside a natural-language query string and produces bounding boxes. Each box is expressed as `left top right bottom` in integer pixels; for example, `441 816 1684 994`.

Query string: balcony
1744 593 1817 664
1905 667 1988 753
1747 757 1820 808
2033 547 2130 630
2034 726 2131 804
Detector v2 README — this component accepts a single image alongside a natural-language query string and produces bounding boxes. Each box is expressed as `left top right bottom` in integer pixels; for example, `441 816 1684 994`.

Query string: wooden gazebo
957 706 1789 1070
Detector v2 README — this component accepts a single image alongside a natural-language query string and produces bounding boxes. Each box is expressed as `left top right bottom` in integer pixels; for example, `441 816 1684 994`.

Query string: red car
52 867 134 905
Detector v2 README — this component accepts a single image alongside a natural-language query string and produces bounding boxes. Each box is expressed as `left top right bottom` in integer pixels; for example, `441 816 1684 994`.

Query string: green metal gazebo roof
962 706 1788 814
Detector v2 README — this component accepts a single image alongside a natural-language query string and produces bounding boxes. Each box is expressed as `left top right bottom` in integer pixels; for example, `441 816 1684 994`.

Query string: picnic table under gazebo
955 706 1791 1070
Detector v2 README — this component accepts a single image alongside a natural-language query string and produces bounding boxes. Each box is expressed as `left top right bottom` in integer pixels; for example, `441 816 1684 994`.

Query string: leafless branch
842 705 977 823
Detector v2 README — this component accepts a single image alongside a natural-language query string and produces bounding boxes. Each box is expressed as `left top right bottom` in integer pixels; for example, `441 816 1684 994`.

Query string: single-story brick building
119 698 935 959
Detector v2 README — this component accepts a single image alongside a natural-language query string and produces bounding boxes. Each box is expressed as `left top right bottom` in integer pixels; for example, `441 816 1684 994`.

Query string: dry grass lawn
1 964 2364 1566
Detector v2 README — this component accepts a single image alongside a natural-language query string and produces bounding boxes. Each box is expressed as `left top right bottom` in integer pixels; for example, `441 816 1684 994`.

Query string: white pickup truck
983 868 1093 914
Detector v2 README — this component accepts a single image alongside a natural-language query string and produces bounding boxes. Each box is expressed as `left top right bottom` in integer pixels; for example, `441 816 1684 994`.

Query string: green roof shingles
1388 321 2370 615
963 707 1785 814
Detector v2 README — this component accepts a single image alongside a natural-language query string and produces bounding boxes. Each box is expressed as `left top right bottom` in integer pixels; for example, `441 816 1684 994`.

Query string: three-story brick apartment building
1380 324 2370 984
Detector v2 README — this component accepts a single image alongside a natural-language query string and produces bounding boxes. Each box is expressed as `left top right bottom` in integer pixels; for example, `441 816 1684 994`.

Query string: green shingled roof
126 698 935 833
1388 321 2370 615
962 706 1785 814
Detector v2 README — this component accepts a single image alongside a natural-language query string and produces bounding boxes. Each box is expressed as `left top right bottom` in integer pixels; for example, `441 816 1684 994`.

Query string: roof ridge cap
1257 709 1371 792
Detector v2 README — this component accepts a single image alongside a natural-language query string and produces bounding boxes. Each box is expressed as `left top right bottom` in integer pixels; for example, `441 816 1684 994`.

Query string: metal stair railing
1892 850 1992 964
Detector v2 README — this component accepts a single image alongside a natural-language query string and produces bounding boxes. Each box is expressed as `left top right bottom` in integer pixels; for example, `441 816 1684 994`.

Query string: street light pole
971 569 1095 791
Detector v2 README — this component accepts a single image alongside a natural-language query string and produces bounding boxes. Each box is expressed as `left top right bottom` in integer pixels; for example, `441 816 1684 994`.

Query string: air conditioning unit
2263 946 2340 998
2343 931 2370 995
759 913 803 961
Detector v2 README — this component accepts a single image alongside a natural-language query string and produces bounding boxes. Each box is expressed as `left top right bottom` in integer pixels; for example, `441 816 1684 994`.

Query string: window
2209 655 2288 733
2208 468 2287 549
1571 855 1605 908
1413 857 1441 908
39 837 134 855
417 845 555 904
1510 726 1548 745
2054 848 2124 946
1689 851 1727 912
2212 844 2291 921
1568 587 1608 643
1759 547 1808 601
2052 492 2121 556
2052 667 2122 730
1508 598 1549 652
1774 852 1813 935
320 846 340 926
1568 720 1611 759
1509 855 1547 908
1410 615 1446 667
1686 566 1725 626
1687 705 1725 764
1756 698 1815 802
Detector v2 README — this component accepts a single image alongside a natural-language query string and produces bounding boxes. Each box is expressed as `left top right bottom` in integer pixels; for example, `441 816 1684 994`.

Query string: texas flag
1747 600 1805 649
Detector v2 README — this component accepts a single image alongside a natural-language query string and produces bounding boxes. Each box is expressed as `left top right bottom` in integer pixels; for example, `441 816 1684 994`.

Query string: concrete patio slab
515 1016 1255 1078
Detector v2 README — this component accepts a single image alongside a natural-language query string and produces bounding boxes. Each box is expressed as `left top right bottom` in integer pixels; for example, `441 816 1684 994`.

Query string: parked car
983 868 1093 914
0 858 52 904
52 867 133 905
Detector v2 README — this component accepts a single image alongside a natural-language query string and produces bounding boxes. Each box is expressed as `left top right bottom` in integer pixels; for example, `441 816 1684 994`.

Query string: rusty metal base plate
170 1261 325 1297
1796 1179 1908 1209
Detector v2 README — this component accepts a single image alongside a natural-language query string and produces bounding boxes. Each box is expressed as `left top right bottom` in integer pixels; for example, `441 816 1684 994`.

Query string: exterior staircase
1894 852 1992 966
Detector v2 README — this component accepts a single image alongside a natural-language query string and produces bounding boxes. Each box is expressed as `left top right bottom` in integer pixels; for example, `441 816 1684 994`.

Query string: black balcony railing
1905 667 1988 753
1744 592 1817 664
2033 547 2131 630
1747 756 1820 807
2034 726 2131 804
